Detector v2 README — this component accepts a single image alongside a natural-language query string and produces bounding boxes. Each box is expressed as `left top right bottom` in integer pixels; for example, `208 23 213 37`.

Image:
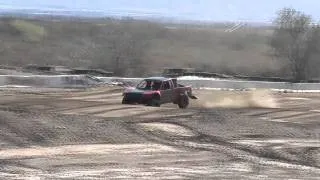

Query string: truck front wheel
122 97 129 104
147 95 161 107
151 99 161 107
178 94 189 109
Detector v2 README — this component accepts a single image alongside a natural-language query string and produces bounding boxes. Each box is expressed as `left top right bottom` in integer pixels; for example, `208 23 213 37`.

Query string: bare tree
91 20 151 77
270 8 320 81
108 29 148 76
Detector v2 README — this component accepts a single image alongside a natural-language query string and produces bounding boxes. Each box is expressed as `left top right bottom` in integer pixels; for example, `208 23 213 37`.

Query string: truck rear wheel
178 94 189 109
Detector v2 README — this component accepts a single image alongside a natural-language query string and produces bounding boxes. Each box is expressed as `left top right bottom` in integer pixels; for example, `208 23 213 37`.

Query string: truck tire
147 94 161 107
178 94 189 109
151 99 161 107
122 96 129 104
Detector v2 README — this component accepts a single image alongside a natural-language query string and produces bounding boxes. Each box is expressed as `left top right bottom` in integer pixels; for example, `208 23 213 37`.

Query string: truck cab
159 79 175 103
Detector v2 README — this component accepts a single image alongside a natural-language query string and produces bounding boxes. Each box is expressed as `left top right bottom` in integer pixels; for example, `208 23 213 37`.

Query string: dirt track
0 87 320 179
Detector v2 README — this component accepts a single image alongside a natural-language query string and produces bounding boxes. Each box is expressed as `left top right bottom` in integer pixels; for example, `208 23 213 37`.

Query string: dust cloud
192 89 279 109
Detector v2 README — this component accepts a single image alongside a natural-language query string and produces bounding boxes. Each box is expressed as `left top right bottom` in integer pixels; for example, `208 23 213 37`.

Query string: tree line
107 7 320 81
1 8 320 81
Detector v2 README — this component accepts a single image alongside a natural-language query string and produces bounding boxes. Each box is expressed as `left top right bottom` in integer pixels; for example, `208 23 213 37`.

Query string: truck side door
160 80 173 103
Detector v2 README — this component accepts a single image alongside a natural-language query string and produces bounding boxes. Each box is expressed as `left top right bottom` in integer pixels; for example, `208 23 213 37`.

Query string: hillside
0 16 295 77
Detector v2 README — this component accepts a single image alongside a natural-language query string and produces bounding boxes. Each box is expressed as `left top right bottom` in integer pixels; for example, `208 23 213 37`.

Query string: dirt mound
139 123 195 137
192 89 279 109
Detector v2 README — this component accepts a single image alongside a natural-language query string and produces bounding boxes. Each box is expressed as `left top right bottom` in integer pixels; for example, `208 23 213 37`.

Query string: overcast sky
1 0 320 22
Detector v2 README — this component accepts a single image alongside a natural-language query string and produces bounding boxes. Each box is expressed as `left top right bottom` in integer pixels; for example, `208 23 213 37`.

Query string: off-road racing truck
122 77 197 108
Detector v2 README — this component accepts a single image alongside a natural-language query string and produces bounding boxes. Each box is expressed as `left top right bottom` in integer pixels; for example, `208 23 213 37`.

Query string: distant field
0 17 292 77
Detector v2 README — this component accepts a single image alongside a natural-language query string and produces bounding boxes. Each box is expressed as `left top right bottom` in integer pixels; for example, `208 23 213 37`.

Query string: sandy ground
0 86 320 179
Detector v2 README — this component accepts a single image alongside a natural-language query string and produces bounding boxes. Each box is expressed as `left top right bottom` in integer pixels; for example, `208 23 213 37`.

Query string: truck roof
144 77 172 81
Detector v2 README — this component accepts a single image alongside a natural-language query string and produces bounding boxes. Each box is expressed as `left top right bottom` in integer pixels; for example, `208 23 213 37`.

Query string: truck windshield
136 80 161 90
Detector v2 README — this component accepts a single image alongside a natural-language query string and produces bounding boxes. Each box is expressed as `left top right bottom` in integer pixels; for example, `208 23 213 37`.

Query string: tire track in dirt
126 111 320 170
39 88 320 169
